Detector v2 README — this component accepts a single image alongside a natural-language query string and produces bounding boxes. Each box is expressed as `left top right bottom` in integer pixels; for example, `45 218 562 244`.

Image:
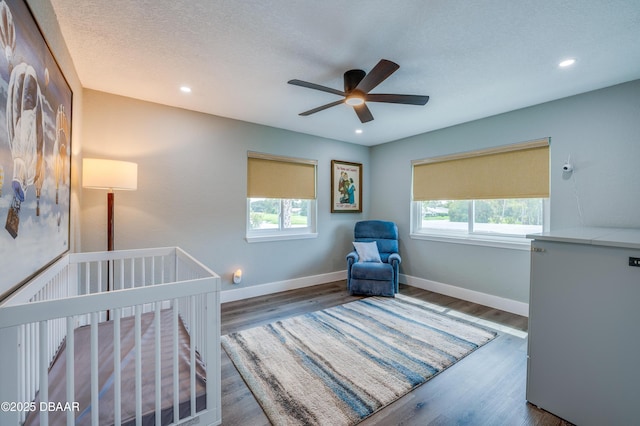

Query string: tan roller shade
248 152 317 199
412 138 549 201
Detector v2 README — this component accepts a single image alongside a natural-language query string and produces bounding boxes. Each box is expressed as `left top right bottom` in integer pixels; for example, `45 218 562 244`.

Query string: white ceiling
49 0 640 146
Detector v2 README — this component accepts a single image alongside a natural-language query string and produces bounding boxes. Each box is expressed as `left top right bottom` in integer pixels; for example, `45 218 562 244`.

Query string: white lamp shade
83 158 138 190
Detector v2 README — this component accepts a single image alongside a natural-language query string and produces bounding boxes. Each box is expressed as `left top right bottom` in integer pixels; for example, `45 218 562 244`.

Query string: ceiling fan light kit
345 93 365 106
288 59 429 123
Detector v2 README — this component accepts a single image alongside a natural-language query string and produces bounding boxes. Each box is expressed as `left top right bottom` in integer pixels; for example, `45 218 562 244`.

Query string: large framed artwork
0 0 72 299
331 160 362 213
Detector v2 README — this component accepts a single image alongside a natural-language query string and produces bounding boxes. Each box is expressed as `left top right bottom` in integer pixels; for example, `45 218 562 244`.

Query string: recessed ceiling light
558 58 576 68
180 86 192 93
355 129 363 134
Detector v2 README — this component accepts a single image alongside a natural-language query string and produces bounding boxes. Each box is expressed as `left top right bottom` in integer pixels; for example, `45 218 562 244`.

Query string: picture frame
331 160 362 213
0 0 73 300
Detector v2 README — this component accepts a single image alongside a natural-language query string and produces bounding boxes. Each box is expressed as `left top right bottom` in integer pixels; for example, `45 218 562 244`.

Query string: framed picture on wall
331 160 362 213
0 0 73 300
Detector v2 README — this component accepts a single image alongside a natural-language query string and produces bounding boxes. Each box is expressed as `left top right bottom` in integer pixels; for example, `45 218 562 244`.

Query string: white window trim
246 232 318 243
409 230 533 250
246 199 318 243
409 199 549 251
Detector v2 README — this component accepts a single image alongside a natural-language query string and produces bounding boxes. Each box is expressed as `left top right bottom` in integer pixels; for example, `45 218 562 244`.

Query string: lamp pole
107 190 114 320
107 190 114 252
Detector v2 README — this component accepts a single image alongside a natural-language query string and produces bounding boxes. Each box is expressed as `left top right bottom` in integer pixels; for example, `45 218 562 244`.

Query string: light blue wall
81 90 369 290
81 80 640 301
81 80 640 303
370 80 640 303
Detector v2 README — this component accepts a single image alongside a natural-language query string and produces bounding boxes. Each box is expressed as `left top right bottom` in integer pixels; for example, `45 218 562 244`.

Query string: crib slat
135 305 142 424
190 296 196 416
66 317 75 426
39 321 49 426
83 264 90 329
97 261 102 294
119 259 125 291
31 323 37 402
173 299 179 423
114 308 122 426
142 257 146 287
18 325 25 424
155 302 161 426
131 257 136 288
25 325 31 410
206 290 219 420
91 312 99 425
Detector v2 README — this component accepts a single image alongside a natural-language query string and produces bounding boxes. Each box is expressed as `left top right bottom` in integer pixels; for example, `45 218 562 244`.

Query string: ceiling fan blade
355 59 400 94
288 79 345 97
365 93 430 105
299 99 345 116
353 103 374 123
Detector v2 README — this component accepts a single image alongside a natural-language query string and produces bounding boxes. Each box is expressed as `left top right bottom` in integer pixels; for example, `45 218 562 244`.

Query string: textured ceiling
49 0 640 146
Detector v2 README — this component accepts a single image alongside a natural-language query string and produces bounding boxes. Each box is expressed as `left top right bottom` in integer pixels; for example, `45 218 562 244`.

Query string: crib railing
0 247 221 426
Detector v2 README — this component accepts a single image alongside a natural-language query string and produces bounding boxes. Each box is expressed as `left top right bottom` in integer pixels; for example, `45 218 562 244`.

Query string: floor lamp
82 158 138 311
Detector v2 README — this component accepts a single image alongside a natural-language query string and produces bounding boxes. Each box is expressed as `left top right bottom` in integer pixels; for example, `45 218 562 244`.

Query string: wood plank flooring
220 282 572 426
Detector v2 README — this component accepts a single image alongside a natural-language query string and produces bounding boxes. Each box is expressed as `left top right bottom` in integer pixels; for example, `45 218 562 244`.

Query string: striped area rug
221 294 497 425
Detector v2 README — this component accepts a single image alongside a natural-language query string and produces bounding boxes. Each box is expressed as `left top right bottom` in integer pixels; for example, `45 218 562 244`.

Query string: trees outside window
416 198 545 237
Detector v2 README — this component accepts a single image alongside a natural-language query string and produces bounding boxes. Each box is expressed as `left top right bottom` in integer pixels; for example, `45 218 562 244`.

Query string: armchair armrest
347 250 359 265
388 253 401 267
346 251 359 289
388 252 401 294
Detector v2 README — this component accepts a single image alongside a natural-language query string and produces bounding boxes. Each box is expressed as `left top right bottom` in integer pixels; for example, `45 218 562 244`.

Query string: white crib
0 247 221 426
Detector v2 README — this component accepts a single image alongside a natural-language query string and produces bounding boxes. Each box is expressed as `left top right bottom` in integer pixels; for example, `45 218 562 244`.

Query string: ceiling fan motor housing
344 69 366 93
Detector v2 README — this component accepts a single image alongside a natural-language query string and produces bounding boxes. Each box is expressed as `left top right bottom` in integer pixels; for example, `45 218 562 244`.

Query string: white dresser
526 227 640 426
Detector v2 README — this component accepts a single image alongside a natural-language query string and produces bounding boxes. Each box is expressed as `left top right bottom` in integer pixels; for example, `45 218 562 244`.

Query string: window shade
412 138 549 201
247 152 317 199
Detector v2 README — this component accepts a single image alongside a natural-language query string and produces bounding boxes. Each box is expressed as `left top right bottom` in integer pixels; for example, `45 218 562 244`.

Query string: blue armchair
346 220 401 297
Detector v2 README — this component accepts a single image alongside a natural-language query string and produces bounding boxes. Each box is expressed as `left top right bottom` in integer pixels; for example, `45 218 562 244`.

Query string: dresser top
527 227 640 249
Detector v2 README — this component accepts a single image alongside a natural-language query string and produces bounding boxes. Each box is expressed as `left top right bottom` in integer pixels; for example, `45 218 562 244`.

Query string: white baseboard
221 270 347 303
220 270 529 317
400 274 530 317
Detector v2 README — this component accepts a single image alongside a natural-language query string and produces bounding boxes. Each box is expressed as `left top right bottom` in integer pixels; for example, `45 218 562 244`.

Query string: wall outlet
629 257 640 267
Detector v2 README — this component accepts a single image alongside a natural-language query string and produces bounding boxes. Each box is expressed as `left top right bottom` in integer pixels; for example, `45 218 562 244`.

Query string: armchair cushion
352 241 382 263
351 262 393 281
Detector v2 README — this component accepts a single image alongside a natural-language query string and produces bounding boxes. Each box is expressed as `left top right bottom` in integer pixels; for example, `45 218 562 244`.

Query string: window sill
410 232 532 251
246 232 318 243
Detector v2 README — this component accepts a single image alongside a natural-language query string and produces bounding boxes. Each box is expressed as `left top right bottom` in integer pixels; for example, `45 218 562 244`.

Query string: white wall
370 80 640 304
81 90 369 290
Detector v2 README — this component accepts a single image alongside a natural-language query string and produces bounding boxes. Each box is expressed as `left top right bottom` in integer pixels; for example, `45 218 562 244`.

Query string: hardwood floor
220 282 571 426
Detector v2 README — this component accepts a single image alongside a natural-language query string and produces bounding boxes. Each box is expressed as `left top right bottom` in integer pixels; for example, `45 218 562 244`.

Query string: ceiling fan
288 59 429 123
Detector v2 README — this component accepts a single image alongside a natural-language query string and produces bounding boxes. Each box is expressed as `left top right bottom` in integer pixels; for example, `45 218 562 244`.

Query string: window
246 152 317 242
249 198 314 230
414 198 546 236
411 139 550 248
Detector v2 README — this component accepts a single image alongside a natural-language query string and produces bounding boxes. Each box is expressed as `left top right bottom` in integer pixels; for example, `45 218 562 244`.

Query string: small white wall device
562 155 573 173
